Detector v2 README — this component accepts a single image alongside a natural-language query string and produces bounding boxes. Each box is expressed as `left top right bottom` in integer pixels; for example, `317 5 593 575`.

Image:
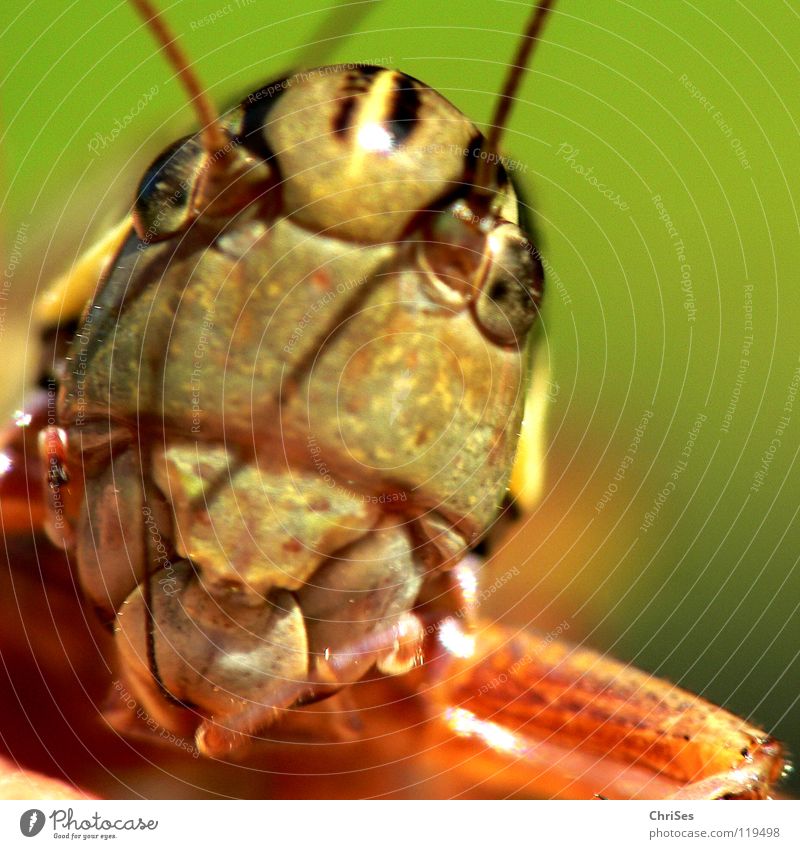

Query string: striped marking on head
333 69 423 173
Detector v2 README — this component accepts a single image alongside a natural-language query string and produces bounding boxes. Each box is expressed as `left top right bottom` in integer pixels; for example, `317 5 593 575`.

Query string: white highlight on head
356 121 394 153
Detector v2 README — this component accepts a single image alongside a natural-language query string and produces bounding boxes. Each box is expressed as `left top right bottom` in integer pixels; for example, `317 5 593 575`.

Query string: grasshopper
0 0 787 799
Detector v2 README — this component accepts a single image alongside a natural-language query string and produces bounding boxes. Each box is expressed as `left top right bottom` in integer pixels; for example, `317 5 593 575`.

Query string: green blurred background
2 1 798 791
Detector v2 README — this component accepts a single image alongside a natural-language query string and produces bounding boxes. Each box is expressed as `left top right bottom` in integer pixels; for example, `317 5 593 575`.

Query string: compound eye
472 223 543 346
133 135 205 242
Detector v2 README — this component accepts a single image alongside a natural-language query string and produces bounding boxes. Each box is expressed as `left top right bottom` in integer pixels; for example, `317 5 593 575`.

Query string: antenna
476 0 556 191
129 0 229 157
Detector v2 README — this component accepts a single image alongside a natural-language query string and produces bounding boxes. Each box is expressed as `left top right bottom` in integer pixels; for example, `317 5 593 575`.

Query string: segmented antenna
476 0 556 191
128 0 228 157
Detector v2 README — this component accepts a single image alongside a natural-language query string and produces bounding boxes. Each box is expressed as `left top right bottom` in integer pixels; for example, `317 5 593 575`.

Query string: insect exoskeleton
34 3 546 754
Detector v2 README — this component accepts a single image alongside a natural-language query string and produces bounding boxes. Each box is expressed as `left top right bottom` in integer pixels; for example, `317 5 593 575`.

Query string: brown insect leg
429 624 785 799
